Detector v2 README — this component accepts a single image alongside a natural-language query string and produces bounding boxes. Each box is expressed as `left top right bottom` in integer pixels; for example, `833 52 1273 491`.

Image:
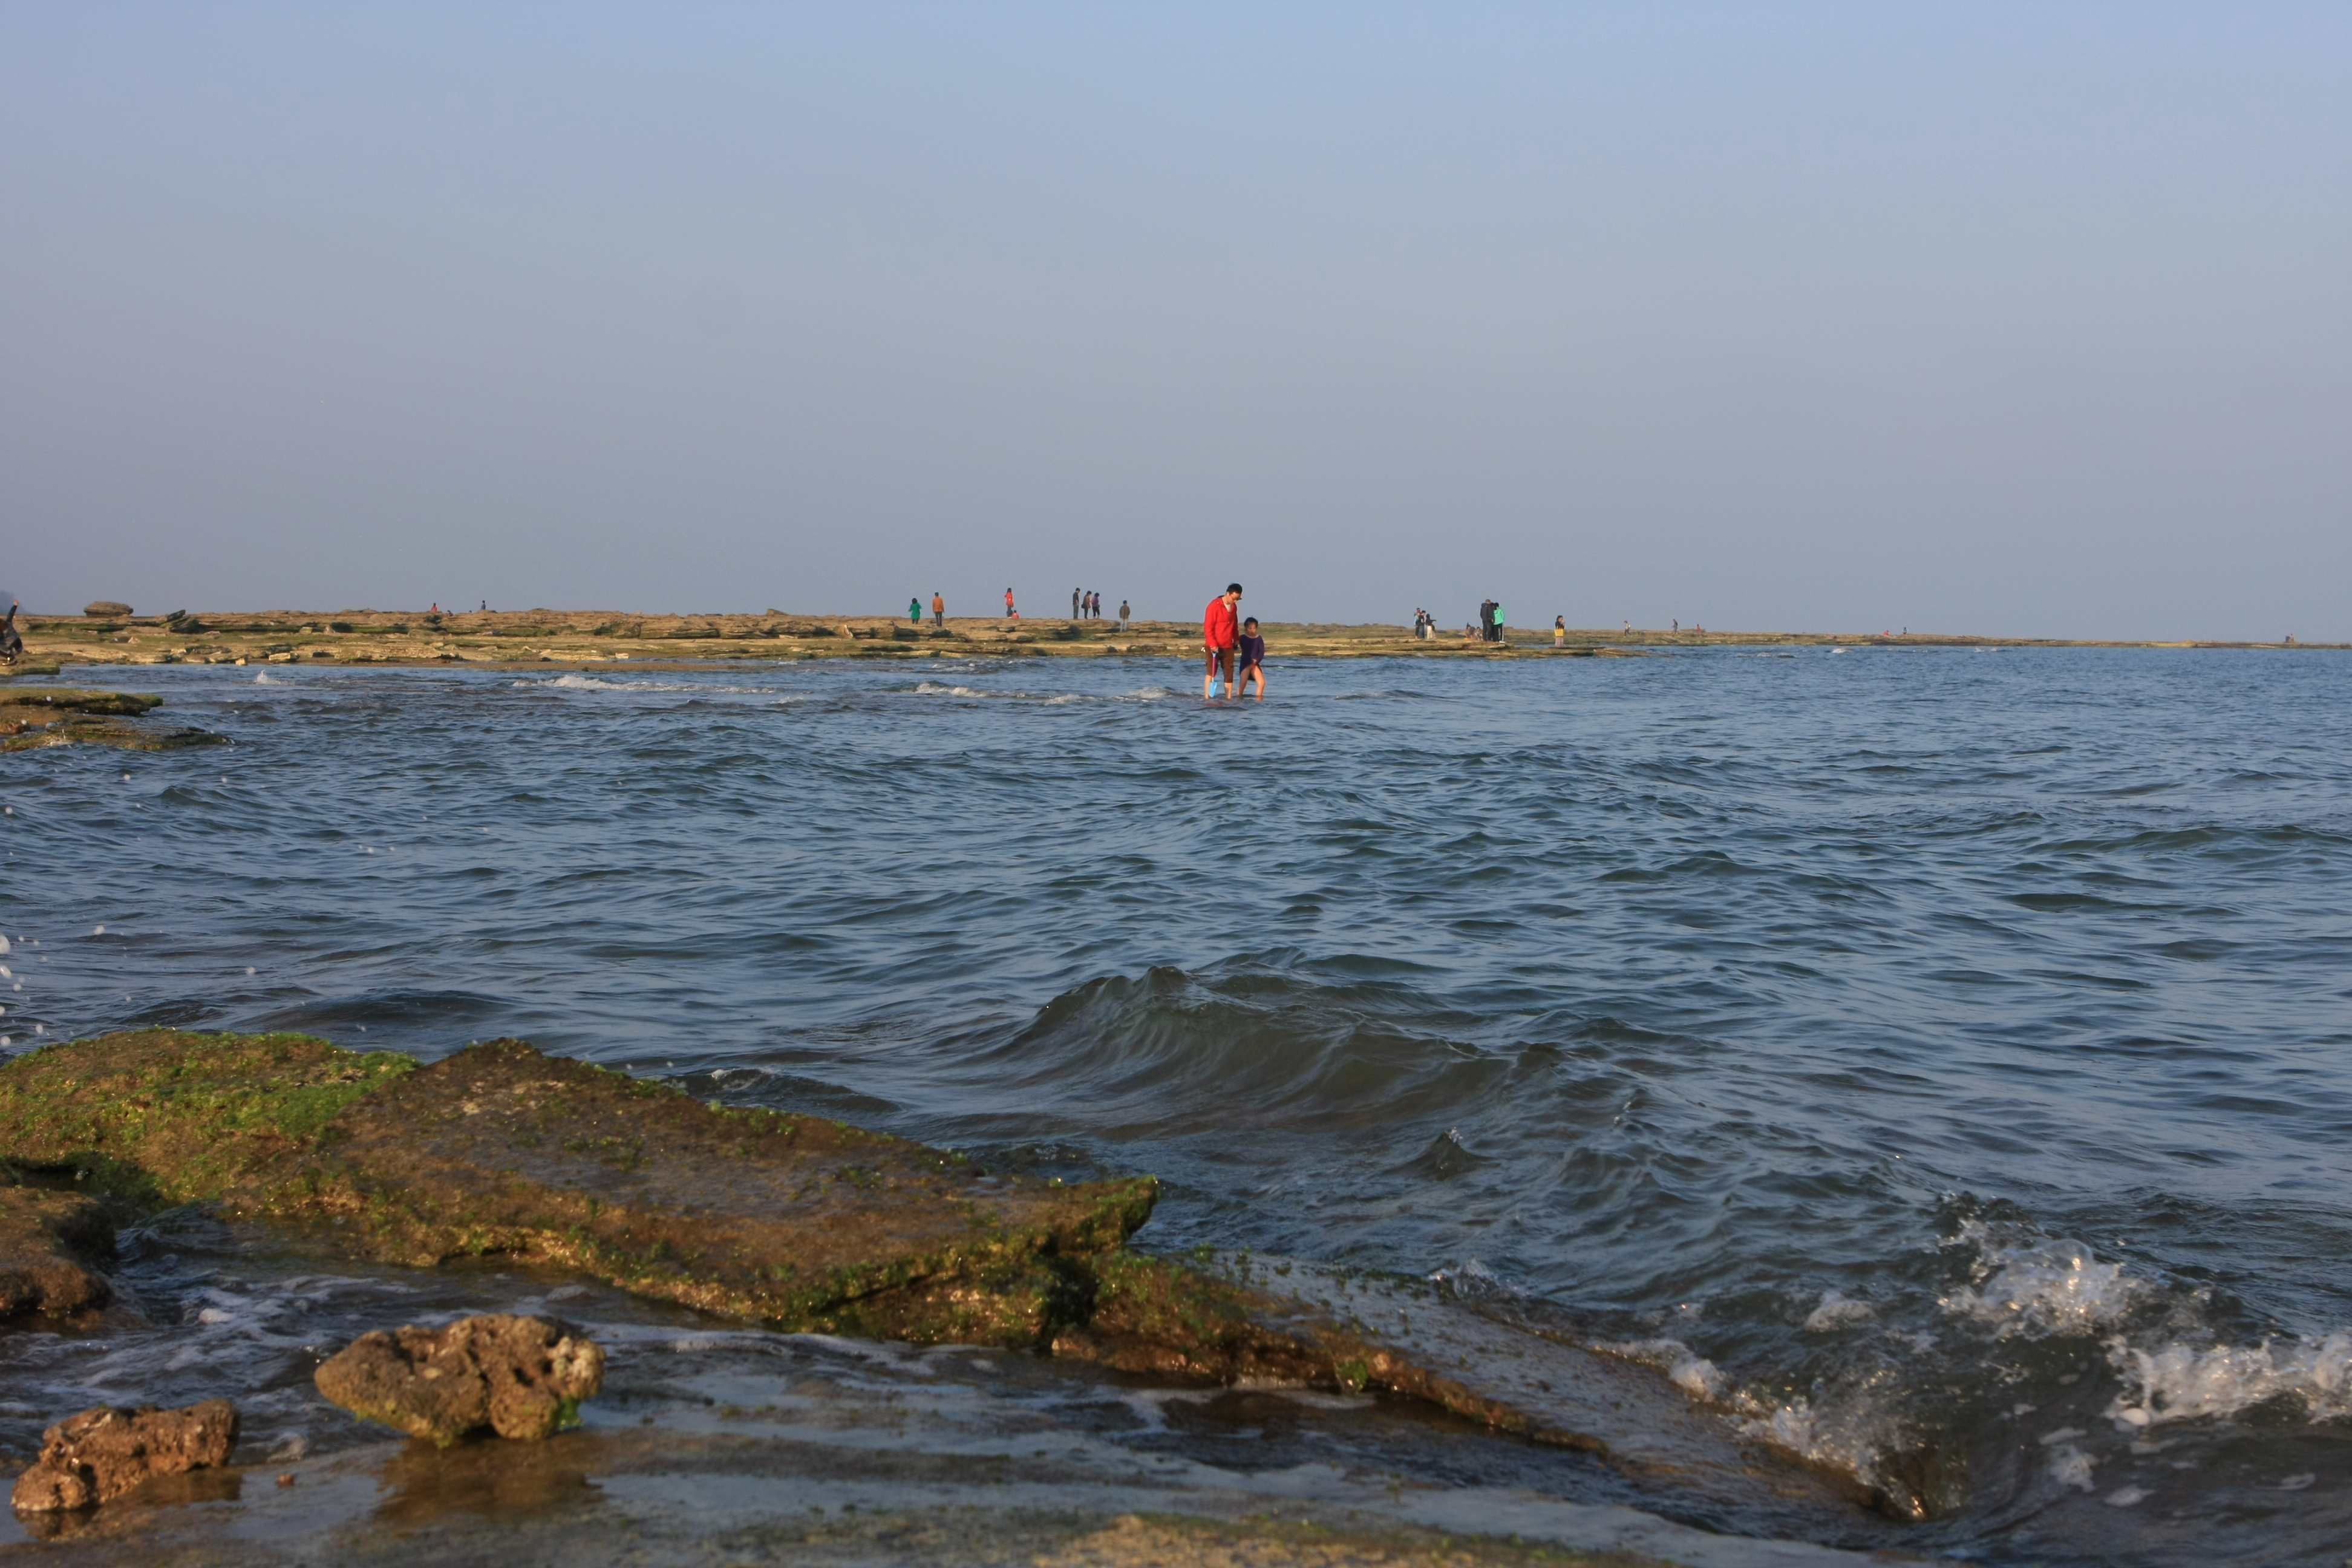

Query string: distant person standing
1004 587 1016 619
1494 603 1506 643
909 596 923 624
1203 582 1242 698
932 592 946 627
0 601 21 664
1118 599 1130 630
1072 587 1082 620
1554 615 1566 647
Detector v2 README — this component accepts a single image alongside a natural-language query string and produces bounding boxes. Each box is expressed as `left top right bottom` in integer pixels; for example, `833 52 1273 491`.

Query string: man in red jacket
1202 582 1243 698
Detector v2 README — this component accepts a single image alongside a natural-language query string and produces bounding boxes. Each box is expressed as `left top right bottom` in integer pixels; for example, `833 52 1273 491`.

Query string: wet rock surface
0 1189 113 1319
302 1038 1157 1342
8 1401 238 1514
314 1314 604 1445
0 687 216 751
0 1031 1865 1532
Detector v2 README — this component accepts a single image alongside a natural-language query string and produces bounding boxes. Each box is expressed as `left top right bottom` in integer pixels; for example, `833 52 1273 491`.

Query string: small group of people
1072 588 1109 621
1201 582 1266 700
909 593 947 627
1410 608 1438 640
1476 599 1506 642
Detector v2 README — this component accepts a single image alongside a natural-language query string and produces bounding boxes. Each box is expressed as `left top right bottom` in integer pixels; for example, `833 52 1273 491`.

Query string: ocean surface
4 647 2349 1564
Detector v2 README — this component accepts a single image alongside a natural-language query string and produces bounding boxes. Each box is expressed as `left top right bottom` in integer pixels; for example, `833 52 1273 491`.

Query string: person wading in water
1202 583 1242 699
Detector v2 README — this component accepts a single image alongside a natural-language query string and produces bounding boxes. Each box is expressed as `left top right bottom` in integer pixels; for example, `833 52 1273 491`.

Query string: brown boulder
0 1189 114 1318
82 602 131 618
10 1401 239 1512
315 1314 603 1445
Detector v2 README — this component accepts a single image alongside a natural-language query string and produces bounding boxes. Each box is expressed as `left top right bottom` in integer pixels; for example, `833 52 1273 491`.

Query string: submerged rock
0 1187 114 1318
0 686 218 751
9 1400 239 1512
315 1314 604 1445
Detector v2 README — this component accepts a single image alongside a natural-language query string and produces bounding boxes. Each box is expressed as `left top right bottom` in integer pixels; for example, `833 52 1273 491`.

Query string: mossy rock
0 1030 414 1212
0 688 162 717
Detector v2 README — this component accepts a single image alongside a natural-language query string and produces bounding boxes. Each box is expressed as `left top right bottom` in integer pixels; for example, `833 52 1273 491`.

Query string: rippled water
5 648 2350 1563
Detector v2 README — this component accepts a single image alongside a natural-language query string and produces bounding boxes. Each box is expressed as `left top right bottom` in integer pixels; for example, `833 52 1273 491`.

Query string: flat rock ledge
10 1400 240 1512
315 1314 605 1445
0 1029 1903 1521
0 687 218 751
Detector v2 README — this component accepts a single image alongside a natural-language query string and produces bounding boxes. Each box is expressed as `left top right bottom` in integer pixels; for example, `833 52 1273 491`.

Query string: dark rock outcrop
9 1401 238 1512
315 1314 603 1445
0 1187 114 1318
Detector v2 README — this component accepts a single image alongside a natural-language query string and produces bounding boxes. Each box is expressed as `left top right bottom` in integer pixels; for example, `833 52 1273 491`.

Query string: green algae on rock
0 1031 1156 1348
297 1038 1157 1341
0 1031 1685 1478
0 1030 416 1212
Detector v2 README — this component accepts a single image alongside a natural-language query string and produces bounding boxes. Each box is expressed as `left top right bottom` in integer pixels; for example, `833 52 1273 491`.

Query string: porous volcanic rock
9 1401 238 1512
0 1187 114 1318
315 1314 603 1445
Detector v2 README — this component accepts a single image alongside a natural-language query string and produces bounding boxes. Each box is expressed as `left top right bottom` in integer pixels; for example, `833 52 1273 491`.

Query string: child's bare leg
1244 664 1267 699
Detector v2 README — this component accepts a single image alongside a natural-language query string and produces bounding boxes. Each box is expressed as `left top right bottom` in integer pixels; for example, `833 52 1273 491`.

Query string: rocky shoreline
11 606 2328 674
0 1031 1941 1561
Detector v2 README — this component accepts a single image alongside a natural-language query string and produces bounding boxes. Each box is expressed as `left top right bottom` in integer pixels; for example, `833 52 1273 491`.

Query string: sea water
2 647 2348 1564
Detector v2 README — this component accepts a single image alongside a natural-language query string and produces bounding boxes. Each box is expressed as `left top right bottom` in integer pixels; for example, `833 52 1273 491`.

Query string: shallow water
4 648 2350 1563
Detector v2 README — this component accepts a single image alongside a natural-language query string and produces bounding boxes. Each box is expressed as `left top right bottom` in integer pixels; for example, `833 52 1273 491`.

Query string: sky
2 4 2347 639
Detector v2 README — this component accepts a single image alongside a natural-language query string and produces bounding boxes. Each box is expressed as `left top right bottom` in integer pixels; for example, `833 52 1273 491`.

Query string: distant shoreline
9 609 2344 670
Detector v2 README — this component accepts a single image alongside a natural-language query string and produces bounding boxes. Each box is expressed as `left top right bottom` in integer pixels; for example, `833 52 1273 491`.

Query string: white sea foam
1803 1291 1876 1331
1423 1258 1518 1304
530 673 789 696
2105 1331 2352 1429
1600 1338 1727 1400
253 671 278 684
2046 1440 2096 1491
1941 1221 2141 1339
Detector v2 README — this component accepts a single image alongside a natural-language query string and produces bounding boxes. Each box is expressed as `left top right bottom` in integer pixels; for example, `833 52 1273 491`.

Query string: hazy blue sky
4 4 2347 637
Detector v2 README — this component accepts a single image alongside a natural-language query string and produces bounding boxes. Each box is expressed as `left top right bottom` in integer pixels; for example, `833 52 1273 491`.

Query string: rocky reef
0 1030 1912 1525
0 687 218 751
0 1031 1562 1432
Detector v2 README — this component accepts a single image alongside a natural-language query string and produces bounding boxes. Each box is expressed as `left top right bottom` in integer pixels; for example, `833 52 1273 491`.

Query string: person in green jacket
908 597 922 625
